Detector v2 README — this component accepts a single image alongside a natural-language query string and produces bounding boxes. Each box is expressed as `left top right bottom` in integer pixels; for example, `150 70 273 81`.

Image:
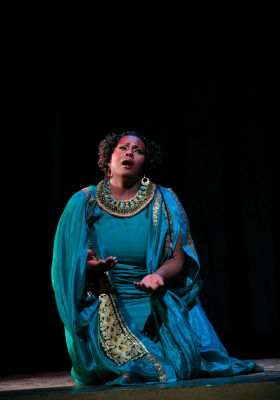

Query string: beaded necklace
96 179 156 218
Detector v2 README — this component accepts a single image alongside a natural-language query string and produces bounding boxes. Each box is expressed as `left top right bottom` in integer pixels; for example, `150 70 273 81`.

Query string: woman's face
109 135 146 180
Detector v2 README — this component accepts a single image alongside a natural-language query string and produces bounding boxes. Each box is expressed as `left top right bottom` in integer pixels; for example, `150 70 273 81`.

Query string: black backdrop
7 5 279 375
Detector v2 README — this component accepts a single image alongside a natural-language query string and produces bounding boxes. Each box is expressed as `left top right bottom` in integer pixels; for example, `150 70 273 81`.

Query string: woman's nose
126 149 133 156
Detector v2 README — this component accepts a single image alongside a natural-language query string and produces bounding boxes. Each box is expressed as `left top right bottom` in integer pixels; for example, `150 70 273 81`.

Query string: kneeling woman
51 131 262 385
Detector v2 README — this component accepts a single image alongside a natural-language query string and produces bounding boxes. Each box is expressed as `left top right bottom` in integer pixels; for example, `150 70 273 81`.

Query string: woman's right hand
86 249 117 274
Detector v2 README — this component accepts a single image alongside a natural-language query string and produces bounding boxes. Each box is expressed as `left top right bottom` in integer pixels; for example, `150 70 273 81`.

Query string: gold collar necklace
96 178 156 218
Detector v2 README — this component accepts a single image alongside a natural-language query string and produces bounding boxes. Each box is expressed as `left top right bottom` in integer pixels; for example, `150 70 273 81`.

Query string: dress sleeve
162 187 203 303
168 189 199 266
51 190 95 334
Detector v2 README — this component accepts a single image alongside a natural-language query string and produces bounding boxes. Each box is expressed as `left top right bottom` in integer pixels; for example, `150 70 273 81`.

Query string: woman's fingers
141 282 150 291
133 281 154 292
133 282 144 290
99 256 117 271
87 255 117 272
87 249 94 260
134 273 165 291
104 256 117 267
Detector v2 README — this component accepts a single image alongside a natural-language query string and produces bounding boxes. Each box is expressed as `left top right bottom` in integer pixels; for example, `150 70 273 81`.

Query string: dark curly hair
98 131 162 178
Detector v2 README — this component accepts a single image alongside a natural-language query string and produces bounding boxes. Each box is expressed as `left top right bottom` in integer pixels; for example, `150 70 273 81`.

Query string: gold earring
141 175 150 186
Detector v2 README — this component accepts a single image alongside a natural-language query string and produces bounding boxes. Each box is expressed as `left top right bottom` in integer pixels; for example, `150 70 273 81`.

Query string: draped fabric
51 185 261 386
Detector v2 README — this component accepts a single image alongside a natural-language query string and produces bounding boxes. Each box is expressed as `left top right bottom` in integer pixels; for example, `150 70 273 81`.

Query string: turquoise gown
51 183 263 386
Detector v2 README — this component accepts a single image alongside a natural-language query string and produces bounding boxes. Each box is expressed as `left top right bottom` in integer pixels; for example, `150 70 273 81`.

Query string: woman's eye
119 146 127 150
134 149 144 154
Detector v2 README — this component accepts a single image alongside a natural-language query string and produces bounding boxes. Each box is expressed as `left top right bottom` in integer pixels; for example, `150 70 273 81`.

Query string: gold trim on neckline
96 179 156 218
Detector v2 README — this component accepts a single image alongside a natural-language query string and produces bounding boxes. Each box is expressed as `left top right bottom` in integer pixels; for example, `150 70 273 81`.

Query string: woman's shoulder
65 185 97 205
80 185 97 200
156 184 179 203
156 184 187 216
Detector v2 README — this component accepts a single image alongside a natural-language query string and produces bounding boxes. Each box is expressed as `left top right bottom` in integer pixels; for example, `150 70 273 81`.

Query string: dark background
6 5 279 375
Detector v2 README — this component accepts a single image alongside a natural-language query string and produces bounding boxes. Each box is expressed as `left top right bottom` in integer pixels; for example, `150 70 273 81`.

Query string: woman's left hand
133 274 164 292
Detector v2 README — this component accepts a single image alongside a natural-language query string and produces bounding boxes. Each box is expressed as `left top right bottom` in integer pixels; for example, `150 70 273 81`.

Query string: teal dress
51 182 263 386
91 206 152 332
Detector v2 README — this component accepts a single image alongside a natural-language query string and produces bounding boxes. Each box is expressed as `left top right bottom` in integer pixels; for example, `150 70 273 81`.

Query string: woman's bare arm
134 232 185 291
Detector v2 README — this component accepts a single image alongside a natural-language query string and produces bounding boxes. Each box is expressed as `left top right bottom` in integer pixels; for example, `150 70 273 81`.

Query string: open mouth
122 160 135 168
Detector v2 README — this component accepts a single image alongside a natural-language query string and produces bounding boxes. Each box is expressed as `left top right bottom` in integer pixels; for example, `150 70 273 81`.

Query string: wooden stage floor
0 359 279 400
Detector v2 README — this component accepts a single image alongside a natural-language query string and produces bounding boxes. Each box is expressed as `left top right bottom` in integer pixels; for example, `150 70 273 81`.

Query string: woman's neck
109 176 141 200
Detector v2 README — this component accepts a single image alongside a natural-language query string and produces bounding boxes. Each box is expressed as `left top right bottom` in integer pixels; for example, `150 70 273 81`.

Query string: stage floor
0 359 279 399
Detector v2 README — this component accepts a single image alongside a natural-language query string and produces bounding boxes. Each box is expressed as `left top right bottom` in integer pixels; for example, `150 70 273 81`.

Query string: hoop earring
141 174 150 186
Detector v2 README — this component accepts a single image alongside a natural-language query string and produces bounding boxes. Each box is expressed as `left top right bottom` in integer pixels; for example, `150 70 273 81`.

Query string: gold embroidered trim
99 278 146 366
98 275 167 381
82 186 92 199
145 354 167 382
153 194 161 230
167 189 198 259
82 187 96 226
96 179 156 218
162 201 173 254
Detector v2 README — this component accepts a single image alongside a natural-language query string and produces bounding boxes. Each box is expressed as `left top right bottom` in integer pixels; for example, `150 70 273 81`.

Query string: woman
51 131 263 386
